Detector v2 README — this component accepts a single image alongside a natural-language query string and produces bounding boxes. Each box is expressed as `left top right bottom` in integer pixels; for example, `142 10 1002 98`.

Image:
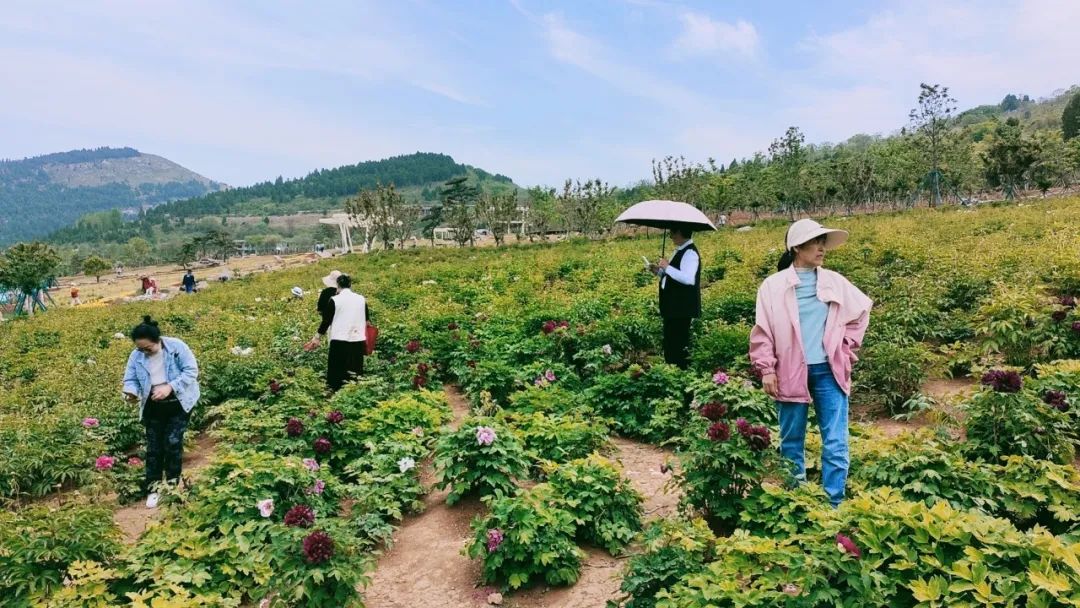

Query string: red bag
365 323 378 355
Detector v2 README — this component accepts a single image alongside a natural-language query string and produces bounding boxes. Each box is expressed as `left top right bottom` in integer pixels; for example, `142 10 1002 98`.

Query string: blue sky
2 0 1076 189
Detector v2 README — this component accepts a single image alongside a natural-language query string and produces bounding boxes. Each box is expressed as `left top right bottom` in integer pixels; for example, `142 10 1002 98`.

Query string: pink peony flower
544 369 557 383
313 437 332 454
411 426 424 437
306 479 326 495
82 417 100 428
836 533 861 558
257 498 274 518
302 458 320 472
284 504 315 528
712 370 730 385
127 457 143 467
94 455 115 470
475 426 497 446
486 528 504 552
302 531 335 564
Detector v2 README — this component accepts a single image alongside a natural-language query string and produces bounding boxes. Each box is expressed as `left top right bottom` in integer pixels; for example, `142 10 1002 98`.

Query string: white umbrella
615 200 716 255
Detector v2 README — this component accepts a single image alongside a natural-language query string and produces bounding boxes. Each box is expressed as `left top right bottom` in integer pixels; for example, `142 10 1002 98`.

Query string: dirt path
364 385 678 608
113 432 217 543
865 377 977 438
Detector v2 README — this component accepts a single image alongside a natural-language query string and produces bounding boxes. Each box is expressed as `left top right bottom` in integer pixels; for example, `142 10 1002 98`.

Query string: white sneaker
145 492 161 509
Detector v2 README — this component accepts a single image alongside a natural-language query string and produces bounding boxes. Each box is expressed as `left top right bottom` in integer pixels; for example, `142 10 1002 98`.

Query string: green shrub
611 518 717 608
544 454 643 554
465 484 583 590
853 341 931 413
586 364 689 439
964 378 1077 464
688 322 751 373
496 410 610 470
433 419 530 505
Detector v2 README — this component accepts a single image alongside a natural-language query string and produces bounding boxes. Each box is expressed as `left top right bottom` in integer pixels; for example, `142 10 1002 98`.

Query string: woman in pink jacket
749 219 872 507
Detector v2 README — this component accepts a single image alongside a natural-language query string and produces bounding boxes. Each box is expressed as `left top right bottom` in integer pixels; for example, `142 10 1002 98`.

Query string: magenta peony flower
541 320 557 335
313 437 332 454
699 402 728 421
325 410 344 425
735 417 751 434
405 339 421 353
286 417 304 437
545 369 557 383
707 421 731 441
127 457 143 467
712 370 730 385
475 426 497 446
302 458 320 472
82 417 100 428
735 418 771 451
284 504 315 528
486 528 504 552
95 455 115 470
302 531 335 564
981 369 1023 393
836 533 861 558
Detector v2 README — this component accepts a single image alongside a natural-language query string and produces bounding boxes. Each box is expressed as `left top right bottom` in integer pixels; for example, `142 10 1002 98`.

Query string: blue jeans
777 363 849 506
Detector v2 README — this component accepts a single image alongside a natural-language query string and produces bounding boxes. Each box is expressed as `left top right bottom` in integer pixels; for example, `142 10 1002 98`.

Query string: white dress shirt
659 240 699 289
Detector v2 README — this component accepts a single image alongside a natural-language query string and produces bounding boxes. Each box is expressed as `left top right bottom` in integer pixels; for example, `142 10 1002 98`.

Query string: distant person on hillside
749 219 872 508
648 224 701 369
182 270 196 294
140 276 152 295
122 316 200 509
70 285 82 306
305 273 368 391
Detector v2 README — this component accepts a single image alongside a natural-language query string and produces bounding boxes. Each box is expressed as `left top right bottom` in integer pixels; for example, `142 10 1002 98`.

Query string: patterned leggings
143 396 189 492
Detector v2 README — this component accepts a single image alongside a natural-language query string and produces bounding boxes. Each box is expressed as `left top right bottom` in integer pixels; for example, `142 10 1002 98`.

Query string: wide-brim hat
321 270 342 288
291 286 304 297
785 219 848 251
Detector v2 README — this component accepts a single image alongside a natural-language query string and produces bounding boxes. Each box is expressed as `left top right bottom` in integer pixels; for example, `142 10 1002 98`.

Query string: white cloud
671 13 759 59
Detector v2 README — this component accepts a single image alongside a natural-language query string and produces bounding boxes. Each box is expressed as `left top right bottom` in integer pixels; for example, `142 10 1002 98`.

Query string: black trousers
662 316 693 370
143 396 189 492
327 340 365 391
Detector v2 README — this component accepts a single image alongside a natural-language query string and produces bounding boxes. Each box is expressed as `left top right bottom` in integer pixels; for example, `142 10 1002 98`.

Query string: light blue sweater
795 268 829 364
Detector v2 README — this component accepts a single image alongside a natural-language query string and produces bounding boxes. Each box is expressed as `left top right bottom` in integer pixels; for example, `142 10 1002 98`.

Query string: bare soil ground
364 386 680 608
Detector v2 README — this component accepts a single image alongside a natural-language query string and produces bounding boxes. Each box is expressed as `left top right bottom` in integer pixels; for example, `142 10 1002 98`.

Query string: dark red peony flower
284 504 315 528
406 339 421 353
981 369 1023 393
745 425 772 451
302 531 335 564
735 417 751 435
1060 295 1077 309
269 380 282 395
541 320 557 335
313 437 332 454
836 533 861 558
699 402 728 421
1072 321 1080 334
447 322 459 330
1052 310 1068 322
412 375 427 389
286 417 304 437
325 410 344 424
466 360 477 369
707 421 731 441
1043 390 1068 409
417 362 430 375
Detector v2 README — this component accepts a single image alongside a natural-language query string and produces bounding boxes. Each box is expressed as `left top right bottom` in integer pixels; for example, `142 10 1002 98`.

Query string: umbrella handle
661 232 667 257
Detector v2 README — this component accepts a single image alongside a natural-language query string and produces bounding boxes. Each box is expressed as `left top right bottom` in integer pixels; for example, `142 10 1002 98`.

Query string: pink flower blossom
94 455 115 470
302 458 320 472
306 479 326 495
127 457 143 467
257 498 274 518
836 533 861 558
544 369 557 383
712 370 729 385
476 426 497 446
82 417 100 428
411 426 424 437
486 528 504 552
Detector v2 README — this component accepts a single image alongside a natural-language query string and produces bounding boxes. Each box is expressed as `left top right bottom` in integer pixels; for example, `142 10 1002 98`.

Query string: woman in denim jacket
121 316 200 508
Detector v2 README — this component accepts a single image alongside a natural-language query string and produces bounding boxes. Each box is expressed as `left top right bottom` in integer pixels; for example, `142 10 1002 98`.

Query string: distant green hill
144 152 517 220
0 147 223 245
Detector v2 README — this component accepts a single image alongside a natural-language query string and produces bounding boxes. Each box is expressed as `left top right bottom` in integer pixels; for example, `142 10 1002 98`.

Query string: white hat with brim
321 270 342 288
291 286 304 297
786 219 849 251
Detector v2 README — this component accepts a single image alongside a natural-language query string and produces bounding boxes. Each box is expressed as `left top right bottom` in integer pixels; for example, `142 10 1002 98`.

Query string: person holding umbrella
649 224 701 369
615 200 715 370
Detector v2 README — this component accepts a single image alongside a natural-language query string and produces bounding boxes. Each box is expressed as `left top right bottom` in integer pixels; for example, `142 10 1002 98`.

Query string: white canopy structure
318 214 373 253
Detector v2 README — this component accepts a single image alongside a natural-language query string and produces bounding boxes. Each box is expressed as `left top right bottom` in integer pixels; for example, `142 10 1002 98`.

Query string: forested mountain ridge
0 147 223 245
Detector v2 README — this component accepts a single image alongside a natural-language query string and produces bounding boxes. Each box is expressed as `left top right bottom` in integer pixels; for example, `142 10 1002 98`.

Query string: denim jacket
122 336 200 420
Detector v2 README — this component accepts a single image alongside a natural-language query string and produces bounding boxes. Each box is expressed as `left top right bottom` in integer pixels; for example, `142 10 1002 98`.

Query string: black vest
659 243 701 319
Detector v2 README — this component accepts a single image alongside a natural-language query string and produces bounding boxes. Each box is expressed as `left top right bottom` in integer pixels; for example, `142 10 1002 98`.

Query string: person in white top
647 224 702 369
305 273 368 391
